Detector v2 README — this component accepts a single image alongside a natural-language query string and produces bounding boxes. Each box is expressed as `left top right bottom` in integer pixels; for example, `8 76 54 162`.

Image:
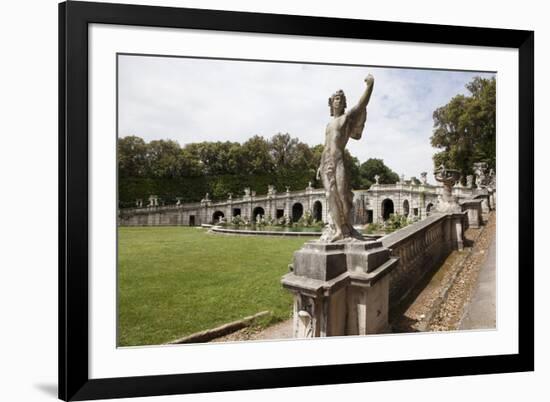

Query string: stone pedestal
281 240 398 338
488 189 496 210
461 199 483 228
473 189 491 213
448 212 467 251
346 242 396 335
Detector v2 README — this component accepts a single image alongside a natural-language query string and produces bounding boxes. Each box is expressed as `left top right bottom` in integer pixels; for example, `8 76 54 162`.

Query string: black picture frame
59 1 534 400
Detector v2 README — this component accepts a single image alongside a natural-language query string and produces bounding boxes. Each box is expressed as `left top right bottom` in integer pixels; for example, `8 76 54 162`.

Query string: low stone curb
210 226 322 237
165 311 270 345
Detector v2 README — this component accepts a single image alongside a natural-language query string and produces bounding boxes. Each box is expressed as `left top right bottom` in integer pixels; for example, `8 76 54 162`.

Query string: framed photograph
59 1 534 400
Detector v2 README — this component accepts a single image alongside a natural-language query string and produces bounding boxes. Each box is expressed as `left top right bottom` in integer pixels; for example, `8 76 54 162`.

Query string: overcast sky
118 54 495 184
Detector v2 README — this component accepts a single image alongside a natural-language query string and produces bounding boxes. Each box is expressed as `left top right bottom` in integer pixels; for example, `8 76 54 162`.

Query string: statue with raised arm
317 74 374 242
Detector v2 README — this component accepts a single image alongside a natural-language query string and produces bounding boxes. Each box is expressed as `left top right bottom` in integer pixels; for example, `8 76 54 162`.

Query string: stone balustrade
118 183 494 227
381 212 467 311
282 211 467 338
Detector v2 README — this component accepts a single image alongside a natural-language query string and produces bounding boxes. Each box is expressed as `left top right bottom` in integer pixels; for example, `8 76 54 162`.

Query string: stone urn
434 165 461 213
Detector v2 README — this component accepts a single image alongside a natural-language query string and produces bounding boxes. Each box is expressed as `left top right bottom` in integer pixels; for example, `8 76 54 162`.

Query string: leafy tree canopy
430 76 496 178
358 158 400 189
117 133 397 205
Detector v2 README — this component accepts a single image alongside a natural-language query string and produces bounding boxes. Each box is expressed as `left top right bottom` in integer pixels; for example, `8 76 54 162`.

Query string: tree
268 132 317 175
179 146 202 176
117 133 369 204
118 136 148 178
343 150 362 189
358 158 400 188
430 77 496 177
269 133 299 171
184 141 241 176
146 139 184 178
239 135 273 174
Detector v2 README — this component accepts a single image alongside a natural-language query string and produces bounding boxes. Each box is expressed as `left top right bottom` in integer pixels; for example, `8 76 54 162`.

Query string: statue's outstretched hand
365 74 374 86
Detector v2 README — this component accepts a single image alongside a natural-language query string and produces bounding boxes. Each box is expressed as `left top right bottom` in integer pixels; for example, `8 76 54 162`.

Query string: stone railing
120 202 202 216
381 212 467 311
281 211 467 337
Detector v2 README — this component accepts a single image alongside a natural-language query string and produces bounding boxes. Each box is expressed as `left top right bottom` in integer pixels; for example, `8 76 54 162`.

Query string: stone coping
119 188 326 214
460 199 484 206
210 226 322 237
119 203 202 215
348 257 399 287
281 271 349 296
381 213 447 249
282 256 398 293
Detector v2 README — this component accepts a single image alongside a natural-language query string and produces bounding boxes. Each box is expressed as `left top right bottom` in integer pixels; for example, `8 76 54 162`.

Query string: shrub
384 213 410 233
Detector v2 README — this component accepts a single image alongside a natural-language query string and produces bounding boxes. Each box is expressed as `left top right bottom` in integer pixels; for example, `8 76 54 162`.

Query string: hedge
118 172 318 208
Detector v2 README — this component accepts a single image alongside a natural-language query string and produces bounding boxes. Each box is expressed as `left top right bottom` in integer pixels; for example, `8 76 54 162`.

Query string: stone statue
317 74 374 242
466 175 474 188
148 195 158 207
420 172 427 185
374 174 380 185
473 162 488 189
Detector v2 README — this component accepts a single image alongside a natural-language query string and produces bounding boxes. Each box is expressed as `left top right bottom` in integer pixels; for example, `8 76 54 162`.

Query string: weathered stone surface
381 212 467 311
118 179 495 228
319 75 374 242
292 242 347 281
434 165 461 213
282 237 400 337
345 241 390 274
461 199 483 228
281 271 349 337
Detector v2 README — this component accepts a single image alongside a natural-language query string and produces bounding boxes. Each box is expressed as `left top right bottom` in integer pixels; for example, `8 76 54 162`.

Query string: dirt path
459 231 496 330
211 319 292 343
428 212 496 331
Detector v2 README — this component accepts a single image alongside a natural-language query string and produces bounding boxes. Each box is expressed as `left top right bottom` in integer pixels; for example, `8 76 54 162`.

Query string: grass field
117 227 309 346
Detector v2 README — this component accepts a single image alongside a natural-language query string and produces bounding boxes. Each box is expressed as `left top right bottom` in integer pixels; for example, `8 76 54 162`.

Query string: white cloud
118 55 494 184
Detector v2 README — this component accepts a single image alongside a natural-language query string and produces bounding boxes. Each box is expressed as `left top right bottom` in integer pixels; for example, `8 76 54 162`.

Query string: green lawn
117 227 309 346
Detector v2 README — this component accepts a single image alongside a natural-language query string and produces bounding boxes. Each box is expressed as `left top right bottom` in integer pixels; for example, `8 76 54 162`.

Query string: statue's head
328 90 347 116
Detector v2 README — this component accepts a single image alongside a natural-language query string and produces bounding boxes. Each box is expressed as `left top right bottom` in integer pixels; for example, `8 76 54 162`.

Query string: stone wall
281 211 467 337
118 204 203 226
118 188 327 226
381 212 467 311
118 183 492 227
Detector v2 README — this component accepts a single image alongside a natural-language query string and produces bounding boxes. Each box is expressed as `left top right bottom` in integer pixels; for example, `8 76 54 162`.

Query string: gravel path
428 212 496 331
211 318 292 343
459 230 496 330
